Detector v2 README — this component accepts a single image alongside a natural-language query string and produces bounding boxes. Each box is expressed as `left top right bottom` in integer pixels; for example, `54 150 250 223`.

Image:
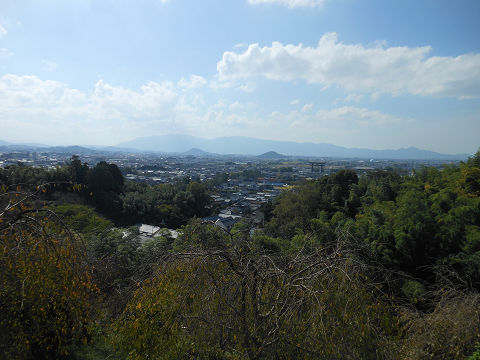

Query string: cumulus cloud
0 74 181 143
92 79 178 119
217 32 480 99
229 101 243 111
41 60 58 72
266 106 407 130
0 24 7 38
301 103 313 112
209 79 256 93
248 0 325 8
0 74 66 106
315 106 408 126
178 74 207 90
344 93 363 103
0 48 13 59
255 105 414 147
0 73 418 148
0 74 177 118
0 74 265 144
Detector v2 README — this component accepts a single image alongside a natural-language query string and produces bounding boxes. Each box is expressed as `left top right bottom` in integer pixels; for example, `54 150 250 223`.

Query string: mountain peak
257 151 287 159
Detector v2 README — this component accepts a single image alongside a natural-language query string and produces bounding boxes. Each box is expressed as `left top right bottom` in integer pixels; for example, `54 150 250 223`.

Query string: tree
88 161 124 195
67 155 89 186
113 224 396 359
0 185 98 359
87 162 124 219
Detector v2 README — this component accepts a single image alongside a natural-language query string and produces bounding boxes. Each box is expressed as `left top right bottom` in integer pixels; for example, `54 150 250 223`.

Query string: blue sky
0 0 479 154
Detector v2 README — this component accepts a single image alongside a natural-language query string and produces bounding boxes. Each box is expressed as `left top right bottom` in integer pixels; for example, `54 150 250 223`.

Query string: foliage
1 151 480 358
468 345 480 360
121 178 211 228
52 203 113 237
172 219 230 251
266 154 480 289
0 186 98 359
265 169 358 239
399 293 480 359
113 226 397 359
0 157 212 227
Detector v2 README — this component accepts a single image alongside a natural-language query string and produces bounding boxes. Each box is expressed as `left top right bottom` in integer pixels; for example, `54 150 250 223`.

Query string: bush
399 293 480 360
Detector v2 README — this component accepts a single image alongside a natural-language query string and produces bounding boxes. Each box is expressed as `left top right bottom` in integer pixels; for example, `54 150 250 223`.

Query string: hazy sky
0 0 479 153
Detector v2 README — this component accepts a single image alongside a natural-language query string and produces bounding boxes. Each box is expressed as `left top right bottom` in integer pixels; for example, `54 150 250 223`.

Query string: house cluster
203 178 287 231
122 156 249 184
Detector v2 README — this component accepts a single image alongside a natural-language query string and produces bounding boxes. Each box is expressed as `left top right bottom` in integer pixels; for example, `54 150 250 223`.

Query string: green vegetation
0 189 98 359
113 230 397 359
265 161 480 289
1 151 480 359
0 156 212 228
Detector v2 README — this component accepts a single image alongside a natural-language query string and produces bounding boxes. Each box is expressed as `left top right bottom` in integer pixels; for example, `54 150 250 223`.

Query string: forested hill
1 151 480 359
0 156 212 228
264 154 480 285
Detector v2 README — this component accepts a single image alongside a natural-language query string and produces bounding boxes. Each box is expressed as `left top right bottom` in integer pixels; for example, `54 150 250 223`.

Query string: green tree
0 187 97 359
393 189 435 274
67 155 89 186
87 161 124 219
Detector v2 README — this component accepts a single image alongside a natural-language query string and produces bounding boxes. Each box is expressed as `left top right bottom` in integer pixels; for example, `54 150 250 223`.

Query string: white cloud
91 79 178 119
0 74 267 144
41 59 58 72
0 74 180 144
265 106 408 131
229 101 243 111
301 103 313 112
213 100 227 109
290 99 300 105
238 82 256 93
178 74 207 90
0 74 65 106
344 93 363 103
209 79 256 93
0 24 7 38
2 74 466 151
315 106 409 126
250 105 415 147
217 32 480 99
248 0 325 8
0 48 13 59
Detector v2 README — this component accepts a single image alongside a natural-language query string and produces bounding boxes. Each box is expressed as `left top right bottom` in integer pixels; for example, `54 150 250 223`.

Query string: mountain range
0 135 471 160
117 135 469 160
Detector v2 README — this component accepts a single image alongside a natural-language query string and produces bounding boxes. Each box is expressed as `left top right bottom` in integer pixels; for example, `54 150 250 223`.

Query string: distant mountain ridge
0 136 470 160
0 144 137 154
0 144 97 153
117 135 469 160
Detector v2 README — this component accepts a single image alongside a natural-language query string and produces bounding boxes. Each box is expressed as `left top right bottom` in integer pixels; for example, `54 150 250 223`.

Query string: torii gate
309 161 325 174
